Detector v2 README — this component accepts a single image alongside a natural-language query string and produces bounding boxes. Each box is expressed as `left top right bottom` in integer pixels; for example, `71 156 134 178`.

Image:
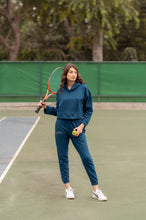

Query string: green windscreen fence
0 61 146 102
99 62 146 102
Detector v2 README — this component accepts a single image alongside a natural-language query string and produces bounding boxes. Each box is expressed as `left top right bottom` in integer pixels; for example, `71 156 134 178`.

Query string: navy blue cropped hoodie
44 82 93 127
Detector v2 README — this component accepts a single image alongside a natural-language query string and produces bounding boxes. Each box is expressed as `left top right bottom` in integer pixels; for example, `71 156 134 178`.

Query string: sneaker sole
65 196 75 199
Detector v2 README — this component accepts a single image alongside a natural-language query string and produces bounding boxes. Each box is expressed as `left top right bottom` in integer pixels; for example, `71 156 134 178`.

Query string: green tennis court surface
0 110 146 220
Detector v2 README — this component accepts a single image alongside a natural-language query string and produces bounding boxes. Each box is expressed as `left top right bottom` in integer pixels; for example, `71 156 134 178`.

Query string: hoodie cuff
81 118 89 127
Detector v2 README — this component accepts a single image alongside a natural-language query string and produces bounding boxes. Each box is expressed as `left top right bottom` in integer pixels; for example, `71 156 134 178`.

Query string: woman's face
66 67 77 83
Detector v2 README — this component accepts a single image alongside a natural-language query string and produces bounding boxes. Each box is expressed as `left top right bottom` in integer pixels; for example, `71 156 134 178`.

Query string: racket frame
35 67 63 113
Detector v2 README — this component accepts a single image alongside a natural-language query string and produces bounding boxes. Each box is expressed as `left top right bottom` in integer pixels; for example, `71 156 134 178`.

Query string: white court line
0 116 40 184
0 117 6 122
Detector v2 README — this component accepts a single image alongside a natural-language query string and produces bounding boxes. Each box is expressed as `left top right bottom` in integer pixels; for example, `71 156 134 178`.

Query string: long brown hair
60 63 85 90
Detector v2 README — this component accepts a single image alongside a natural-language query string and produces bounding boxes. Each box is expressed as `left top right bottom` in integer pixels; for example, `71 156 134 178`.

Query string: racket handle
35 105 41 113
35 100 46 113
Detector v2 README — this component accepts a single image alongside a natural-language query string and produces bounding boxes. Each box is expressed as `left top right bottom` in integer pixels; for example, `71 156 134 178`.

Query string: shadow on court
0 110 146 220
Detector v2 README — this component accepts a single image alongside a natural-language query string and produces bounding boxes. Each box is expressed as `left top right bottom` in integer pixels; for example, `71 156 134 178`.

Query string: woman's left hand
73 123 84 137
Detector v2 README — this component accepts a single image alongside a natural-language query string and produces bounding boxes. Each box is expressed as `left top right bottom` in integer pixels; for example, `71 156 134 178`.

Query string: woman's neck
67 81 75 90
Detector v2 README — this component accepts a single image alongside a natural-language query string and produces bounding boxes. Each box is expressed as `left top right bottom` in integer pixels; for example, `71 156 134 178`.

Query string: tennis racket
35 67 64 113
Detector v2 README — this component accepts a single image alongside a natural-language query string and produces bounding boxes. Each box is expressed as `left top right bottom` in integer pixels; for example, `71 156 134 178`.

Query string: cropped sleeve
44 90 59 116
44 105 57 116
81 86 93 127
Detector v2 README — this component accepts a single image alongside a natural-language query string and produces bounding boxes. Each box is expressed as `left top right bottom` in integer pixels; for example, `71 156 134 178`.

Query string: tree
60 0 139 61
0 0 20 60
106 0 146 61
0 0 142 61
0 0 38 60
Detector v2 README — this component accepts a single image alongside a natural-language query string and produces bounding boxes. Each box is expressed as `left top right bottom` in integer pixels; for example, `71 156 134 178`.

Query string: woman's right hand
39 100 47 109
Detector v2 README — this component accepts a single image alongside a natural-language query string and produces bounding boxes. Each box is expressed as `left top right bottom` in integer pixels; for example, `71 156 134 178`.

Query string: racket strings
49 68 63 92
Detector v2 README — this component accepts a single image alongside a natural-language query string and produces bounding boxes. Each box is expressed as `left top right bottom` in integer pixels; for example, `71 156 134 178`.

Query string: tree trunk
8 22 20 61
92 30 103 61
9 44 20 61
0 0 20 61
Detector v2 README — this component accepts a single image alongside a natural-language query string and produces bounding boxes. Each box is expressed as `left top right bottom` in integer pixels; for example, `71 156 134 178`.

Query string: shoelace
97 190 103 195
67 187 74 191
66 187 74 194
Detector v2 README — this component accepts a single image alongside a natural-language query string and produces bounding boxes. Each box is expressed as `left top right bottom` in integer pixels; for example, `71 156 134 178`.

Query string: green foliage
122 47 138 61
64 0 139 50
0 0 145 61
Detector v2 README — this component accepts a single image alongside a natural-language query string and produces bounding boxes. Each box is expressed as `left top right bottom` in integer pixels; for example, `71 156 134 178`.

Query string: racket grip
35 100 46 113
35 105 41 113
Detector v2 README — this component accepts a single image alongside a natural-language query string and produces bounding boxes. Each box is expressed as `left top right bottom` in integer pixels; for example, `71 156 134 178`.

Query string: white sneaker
65 187 75 199
92 189 107 201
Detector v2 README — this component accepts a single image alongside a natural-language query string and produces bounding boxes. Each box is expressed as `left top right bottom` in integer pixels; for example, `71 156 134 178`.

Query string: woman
39 63 107 201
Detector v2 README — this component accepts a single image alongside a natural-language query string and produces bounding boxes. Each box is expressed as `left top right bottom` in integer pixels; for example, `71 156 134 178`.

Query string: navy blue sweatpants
55 119 98 185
